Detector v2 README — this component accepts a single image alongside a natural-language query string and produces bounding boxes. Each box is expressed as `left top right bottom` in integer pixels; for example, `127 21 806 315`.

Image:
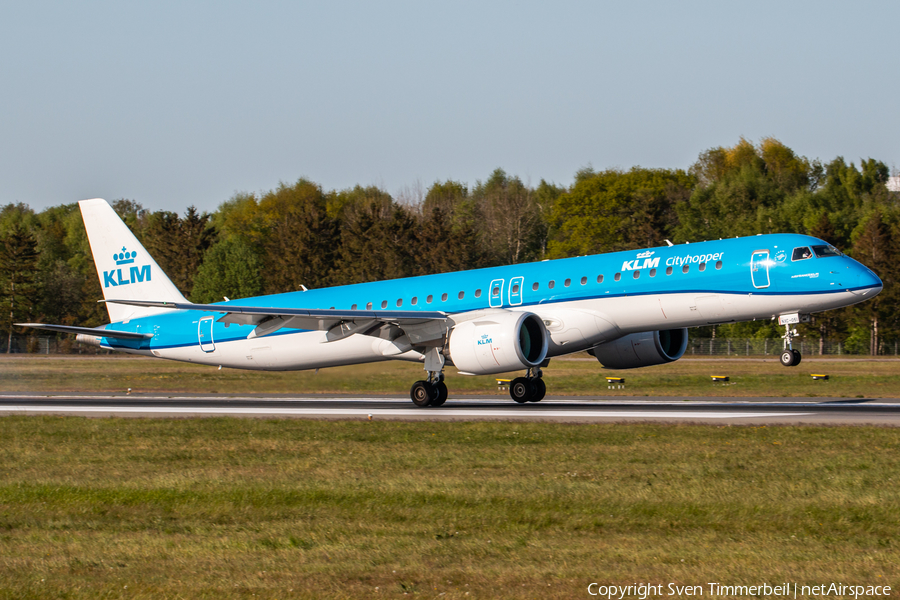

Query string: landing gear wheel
410 380 434 407
510 377 532 403
780 350 794 367
430 382 448 407
792 349 802 366
529 378 546 402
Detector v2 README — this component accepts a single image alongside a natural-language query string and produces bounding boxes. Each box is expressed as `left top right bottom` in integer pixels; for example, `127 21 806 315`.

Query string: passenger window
396 299 402 307
492 286 500 297
549 280 555 289
564 278 571 287
366 302 373 310
792 246 813 261
666 266 673 275
532 282 539 291
682 265 689 273
716 260 723 269
351 304 357 310
614 273 621 281
381 300 388 309
458 291 465 299
597 274 604 283
699 262 706 272
650 268 657 277
426 295 433 304
580 276 587 285
411 297 417 305
511 284 519 294
441 293 448 302
633 270 640 279
475 289 482 298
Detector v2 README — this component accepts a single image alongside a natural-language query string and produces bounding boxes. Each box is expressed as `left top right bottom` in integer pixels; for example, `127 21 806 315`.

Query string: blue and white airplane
20 199 882 406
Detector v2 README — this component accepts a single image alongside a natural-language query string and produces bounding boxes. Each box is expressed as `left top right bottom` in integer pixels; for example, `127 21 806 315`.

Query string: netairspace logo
103 246 151 288
586 581 891 599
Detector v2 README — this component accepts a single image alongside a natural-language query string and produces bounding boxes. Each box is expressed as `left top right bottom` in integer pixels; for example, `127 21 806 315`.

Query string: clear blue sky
2 0 898 213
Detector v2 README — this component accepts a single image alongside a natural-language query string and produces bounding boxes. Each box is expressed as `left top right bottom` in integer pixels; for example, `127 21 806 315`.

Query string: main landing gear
780 323 802 367
410 374 448 407
408 349 548 407
509 367 546 404
410 347 449 407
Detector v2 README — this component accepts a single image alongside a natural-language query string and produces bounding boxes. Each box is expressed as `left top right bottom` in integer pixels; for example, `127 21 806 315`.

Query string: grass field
2 355 900 398
0 417 897 599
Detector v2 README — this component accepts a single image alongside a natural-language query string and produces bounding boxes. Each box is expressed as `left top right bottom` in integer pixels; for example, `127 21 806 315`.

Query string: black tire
792 349 802 366
410 380 433 407
431 382 448 407
529 378 546 402
510 377 532 403
780 350 795 367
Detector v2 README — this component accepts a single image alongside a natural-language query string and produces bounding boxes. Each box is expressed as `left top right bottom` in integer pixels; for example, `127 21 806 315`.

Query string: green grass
0 417 897 598
2 355 900 397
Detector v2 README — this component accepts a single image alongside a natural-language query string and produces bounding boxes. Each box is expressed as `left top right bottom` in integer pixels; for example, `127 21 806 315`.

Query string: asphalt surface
1 393 899 425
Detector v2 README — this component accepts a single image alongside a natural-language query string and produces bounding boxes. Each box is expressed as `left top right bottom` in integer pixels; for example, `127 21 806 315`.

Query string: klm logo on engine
621 250 659 271
103 246 151 288
477 333 492 346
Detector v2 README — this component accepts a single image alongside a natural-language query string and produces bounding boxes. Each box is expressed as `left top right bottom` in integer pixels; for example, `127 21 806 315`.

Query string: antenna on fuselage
665 239 674 247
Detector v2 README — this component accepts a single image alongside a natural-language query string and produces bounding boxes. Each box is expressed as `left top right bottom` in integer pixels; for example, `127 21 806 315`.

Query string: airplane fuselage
96 233 882 371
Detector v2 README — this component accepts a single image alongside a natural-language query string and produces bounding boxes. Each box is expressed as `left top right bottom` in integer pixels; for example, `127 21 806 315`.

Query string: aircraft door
751 250 770 289
489 279 504 308
198 317 215 352
509 276 524 306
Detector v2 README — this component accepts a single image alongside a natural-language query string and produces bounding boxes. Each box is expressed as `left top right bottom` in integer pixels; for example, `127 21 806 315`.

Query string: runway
1 394 899 425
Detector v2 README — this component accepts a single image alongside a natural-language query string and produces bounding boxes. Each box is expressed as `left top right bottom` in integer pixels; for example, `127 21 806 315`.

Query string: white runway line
1 395 894 407
0 405 811 419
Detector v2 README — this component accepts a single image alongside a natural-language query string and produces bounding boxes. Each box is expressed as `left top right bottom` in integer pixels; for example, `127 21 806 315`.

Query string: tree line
1 138 897 353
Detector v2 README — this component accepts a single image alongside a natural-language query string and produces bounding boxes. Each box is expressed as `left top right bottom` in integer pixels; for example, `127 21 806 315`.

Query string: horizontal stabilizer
16 323 152 340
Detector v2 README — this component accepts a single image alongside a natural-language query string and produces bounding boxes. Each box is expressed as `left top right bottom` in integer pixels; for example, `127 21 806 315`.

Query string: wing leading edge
101 299 450 343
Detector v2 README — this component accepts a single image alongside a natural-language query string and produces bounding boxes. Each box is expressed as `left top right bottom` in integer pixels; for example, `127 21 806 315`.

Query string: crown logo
113 246 136 265
637 250 655 258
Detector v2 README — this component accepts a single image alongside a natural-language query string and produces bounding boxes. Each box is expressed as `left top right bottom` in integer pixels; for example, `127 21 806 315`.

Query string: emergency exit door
751 250 770 289
198 317 215 352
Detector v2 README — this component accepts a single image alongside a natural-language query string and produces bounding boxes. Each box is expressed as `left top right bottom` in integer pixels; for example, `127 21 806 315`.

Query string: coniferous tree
0 224 40 352
851 209 897 354
143 207 215 297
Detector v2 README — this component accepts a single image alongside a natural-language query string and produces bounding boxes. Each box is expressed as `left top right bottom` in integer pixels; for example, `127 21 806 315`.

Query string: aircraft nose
851 267 882 297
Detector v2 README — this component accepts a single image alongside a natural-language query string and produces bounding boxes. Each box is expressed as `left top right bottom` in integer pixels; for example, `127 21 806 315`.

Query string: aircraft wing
102 299 449 343
15 323 153 340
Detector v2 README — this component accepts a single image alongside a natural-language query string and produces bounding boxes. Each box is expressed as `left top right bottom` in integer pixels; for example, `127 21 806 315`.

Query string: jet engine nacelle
589 328 688 369
448 311 549 375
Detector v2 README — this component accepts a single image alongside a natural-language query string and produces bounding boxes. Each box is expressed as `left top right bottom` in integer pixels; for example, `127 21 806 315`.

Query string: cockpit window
812 244 843 258
791 246 813 261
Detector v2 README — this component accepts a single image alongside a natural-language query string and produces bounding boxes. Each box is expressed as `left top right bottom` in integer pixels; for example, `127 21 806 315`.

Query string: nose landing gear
510 367 546 403
780 324 802 367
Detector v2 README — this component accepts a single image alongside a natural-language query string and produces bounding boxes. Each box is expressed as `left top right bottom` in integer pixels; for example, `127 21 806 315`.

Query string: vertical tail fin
79 198 188 322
